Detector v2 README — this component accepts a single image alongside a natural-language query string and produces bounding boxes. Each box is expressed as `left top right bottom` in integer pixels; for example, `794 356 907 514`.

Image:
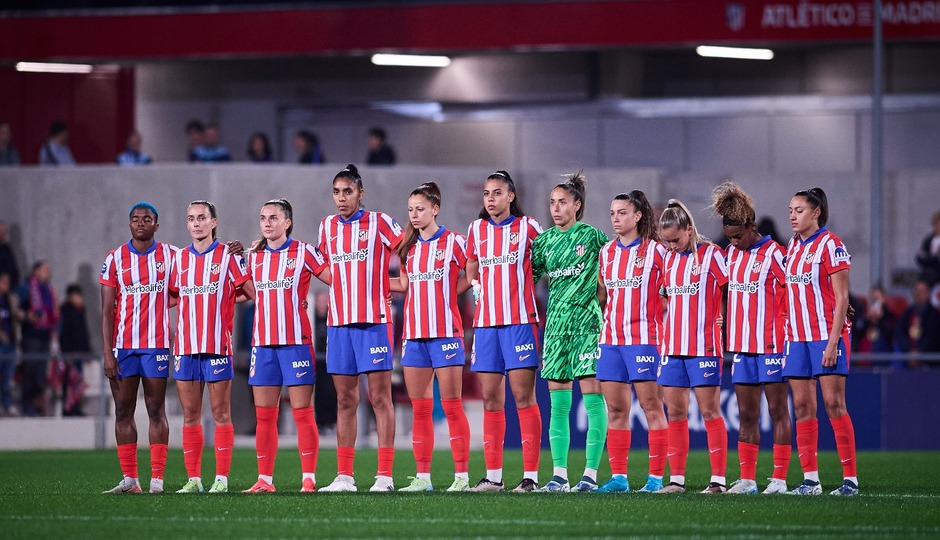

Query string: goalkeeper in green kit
531 172 609 492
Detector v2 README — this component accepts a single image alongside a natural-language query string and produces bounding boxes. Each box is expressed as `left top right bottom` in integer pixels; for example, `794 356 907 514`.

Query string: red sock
377 447 395 477
738 441 760 481
648 428 668 477
214 425 234 477
667 420 689 478
337 446 355 476
292 407 319 475
411 398 434 474
442 398 470 474
255 406 279 477
182 425 204 478
150 444 167 480
607 428 631 476
117 443 138 479
795 419 819 475
518 404 542 473
772 444 791 481
483 409 506 471
705 418 727 478
830 414 857 478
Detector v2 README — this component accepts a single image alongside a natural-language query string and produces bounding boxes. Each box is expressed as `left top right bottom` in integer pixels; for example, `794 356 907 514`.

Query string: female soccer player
243 198 330 493
530 172 608 492
391 182 473 492
656 199 729 494
595 190 670 494
100 202 176 494
784 187 858 496
710 183 792 495
170 200 253 494
465 170 543 493
317 164 404 493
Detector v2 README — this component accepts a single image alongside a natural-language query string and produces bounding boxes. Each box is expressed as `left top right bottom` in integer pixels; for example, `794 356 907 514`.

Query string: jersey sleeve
100 250 118 287
769 244 786 286
169 252 181 293
708 246 729 286
303 243 328 275
822 236 852 275
527 217 543 237
531 234 546 282
452 233 468 269
227 250 250 287
317 218 329 255
592 227 608 253
465 222 478 261
378 212 405 250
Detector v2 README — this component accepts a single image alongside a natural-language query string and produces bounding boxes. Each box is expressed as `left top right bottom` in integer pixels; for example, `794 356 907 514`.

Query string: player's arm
236 279 256 303
456 271 471 295
315 266 332 286
465 259 479 283
596 272 607 309
823 269 850 368
100 284 120 379
390 268 409 293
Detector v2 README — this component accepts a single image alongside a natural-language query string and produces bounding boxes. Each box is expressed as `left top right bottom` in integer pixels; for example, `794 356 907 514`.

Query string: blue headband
129 201 158 219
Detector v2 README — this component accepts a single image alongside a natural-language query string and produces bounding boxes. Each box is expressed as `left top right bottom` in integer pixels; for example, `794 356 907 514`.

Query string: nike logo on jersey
445 353 457 360
296 371 308 378
518 354 531 361
373 358 384 364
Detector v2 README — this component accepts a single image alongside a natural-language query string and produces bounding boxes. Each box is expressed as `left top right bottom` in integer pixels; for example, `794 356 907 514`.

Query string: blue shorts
731 353 785 385
326 324 393 376
657 355 722 387
783 338 849 378
402 337 465 369
115 348 171 379
470 324 540 373
174 354 234 383
249 345 314 386
596 344 660 383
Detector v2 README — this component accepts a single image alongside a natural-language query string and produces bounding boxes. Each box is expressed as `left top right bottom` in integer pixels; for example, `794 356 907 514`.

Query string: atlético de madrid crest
435 250 446 261
155 261 164 272
574 244 585 256
286 258 296 269
358 230 369 241
211 263 221 275
509 232 519 245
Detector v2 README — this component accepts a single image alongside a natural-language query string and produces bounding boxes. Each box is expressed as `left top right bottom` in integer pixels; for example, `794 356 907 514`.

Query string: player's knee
369 392 392 412
114 401 135 422
336 389 358 411
211 407 230 425
823 396 846 418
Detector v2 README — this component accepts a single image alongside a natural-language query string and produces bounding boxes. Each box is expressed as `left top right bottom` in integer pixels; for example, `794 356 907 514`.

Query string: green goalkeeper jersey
531 221 608 336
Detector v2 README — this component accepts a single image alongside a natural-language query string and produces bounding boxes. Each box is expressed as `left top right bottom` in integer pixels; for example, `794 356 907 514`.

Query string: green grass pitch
1 449 938 538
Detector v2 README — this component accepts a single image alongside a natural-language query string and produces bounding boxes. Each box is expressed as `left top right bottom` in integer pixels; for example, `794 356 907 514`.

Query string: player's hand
103 349 121 380
471 279 481 305
716 315 724 328
821 344 838 368
387 293 393 306
226 240 245 253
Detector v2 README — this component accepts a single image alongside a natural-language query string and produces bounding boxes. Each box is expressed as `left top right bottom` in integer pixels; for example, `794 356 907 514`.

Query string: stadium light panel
16 62 94 74
695 46 774 60
371 54 451 67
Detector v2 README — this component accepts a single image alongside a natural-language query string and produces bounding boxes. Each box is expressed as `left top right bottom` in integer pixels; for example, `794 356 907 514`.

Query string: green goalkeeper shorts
541 333 600 381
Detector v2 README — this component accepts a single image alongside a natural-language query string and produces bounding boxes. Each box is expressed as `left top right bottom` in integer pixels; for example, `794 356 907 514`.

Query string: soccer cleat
727 479 758 494
369 476 395 492
596 475 630 493
176 479 205 493
149 478 164 494
241 478 276 493
446 477 470 492
511 478 539 493
468 478 505 492
788 480 823 495
654 482 686 494
636 475 664 493
700 482 727 494
319 475 357 493
762 478 788 494
398 477 433 492
209 479 228 493
572 476 598 492
829 480 859 496
536 476 570 492
102 478 142 494
300 478 316 493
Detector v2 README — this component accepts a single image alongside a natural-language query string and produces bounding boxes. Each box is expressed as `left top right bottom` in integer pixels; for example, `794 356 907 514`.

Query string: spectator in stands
847 292 867 353
39 121 75 166
864 285 896 353
0 221 19 288
366 126 395 165
0 272 20 416
58 284 90 416
294 130 325 164
116 131 153 166
191 123 232 163
185 119 205 162
247 132 273 163
17 261 58 416
896 279 940 368
757 216 785 246
916 211 940 286
313 290 337 433
0 122 21 166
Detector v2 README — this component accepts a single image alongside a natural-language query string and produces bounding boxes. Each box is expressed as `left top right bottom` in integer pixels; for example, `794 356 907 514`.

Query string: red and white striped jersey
318 209 403 326
662 243 728 357
100 241 177 350
725 236 786 355
403 227 467 339
170 241 249 356
466 215 541 327
248 238 326 346
785 227 851 342
599 237 667 346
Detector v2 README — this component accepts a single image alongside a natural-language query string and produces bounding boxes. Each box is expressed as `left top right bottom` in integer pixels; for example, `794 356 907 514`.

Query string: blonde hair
659 198 707 253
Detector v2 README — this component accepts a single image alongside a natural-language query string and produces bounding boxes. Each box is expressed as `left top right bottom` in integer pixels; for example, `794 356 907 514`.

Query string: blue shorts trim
731 352 786 385
249 345 314 386
115 348 171 379
402 337 465 369
596 344 660 383
783 339 849 379
326 324 393 376
174 354 234 382
657 355 722 387
470 324 539 373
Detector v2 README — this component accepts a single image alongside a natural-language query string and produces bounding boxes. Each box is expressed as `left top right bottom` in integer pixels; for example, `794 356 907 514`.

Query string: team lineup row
99 163 858 497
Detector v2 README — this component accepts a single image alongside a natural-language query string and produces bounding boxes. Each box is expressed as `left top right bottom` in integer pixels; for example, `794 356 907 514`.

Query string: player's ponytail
613 190 659 243
660 198 707 250
479 170 524 219
794 187 829 227
709 181 755 227
253 198 293 252
554 170 586 221
398 182 442 264
188 199 219 240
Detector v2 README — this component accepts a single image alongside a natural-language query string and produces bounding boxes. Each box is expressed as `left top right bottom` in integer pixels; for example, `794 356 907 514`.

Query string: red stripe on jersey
662 243 728 357
785 228 851 342
600 238 666 346
249 238 326 346
725 238 786 354
466 216 541 327
100 241 177 350
318 210 404 326
403 229 467 339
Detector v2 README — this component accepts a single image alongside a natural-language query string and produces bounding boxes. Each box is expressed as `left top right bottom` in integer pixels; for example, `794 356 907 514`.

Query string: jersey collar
265 237 294 252
616 236 642 250
126 239 157 256
800 226 827 245
749 235 771 251
339 208 365 224
189 239 219 256
419 226 447 243
488 215 516 227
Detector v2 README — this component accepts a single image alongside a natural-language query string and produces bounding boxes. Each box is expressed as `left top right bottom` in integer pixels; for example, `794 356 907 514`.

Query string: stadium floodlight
695 46 774 60
371 54 451 67
16 62 94 73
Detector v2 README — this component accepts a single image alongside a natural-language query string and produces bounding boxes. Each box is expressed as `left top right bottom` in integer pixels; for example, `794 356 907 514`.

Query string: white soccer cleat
149 478 164 494
762 478 788 494
726 479 758 494
320 474 358 493
369 475 395 492
102 477 142 494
